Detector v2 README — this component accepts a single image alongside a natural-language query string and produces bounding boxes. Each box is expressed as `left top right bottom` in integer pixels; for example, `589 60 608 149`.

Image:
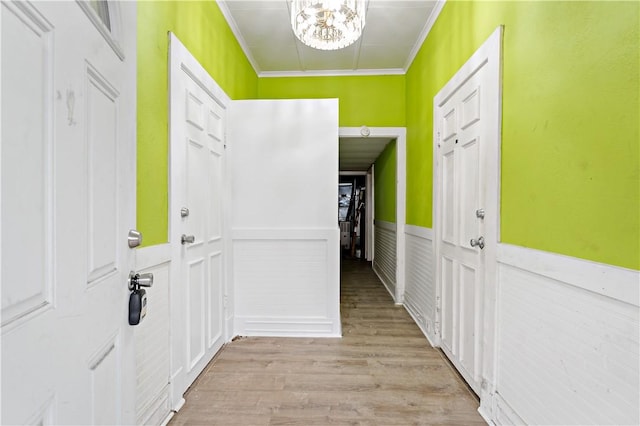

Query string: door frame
339 127 406 302
432 26 503 401
168 32 232 412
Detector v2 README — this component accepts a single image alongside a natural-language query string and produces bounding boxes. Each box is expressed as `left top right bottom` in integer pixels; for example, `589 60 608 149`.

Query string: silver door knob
128 271 154 290
128 229 143 248
181 234 195 244
470 236 485 249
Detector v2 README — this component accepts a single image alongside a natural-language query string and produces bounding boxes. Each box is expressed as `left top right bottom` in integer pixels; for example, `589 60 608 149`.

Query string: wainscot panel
404 225 436 343
373 220 397 301
134 244 171 425
233 228 341 337
494 243 639 425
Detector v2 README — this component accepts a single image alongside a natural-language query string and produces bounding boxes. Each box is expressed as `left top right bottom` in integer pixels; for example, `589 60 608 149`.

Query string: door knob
181 234 195 245
128 229 143 248
470 236 485 249
128 271 154 290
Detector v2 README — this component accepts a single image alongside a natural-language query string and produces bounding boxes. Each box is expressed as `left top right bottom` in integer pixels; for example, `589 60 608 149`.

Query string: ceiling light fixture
291 0 366 51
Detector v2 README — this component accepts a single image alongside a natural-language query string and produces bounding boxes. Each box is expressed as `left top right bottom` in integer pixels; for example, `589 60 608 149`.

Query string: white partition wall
228 99 341 337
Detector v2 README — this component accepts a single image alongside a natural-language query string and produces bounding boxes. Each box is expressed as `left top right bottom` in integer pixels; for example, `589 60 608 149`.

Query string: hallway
169 260 485 425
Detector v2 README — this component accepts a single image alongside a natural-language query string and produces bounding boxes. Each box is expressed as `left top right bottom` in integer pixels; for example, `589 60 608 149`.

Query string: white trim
259 68 406 78
403 0 446 71
374 220 395 232
498 243 640 307
232 227 337 240
405 224 433 240
340 126 406 303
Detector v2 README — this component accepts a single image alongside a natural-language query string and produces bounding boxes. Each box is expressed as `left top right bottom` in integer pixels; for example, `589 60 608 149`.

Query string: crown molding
404 0 446 72
216 1 261 75
259 68 406 78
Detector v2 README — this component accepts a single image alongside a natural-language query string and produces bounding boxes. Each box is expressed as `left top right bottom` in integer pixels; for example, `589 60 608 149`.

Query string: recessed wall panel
207 252 223 348
187 139 205 242
187 258 205 370
1 2 53 326
459 263 476 374
459 137 479 248
461 87 480 129
208 150 222 241
90 341 118 425
185 90 203 130
86 66 119 284
442 107 457 141
441 256 454 352
442 150 455 244
206 108 223 141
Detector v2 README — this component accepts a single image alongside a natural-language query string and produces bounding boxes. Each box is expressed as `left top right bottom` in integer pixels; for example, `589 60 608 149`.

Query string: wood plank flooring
169 259 485 425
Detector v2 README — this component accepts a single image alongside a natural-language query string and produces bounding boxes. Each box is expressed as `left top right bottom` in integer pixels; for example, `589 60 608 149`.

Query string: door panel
188 258 205 370
436 64 487 395
171 47 227 392
459 137 479 249
1 1 136 424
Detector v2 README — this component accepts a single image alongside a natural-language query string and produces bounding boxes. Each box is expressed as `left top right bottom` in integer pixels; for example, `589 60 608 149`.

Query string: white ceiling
218 0 443 76
218 1 437 171
339 136 393 171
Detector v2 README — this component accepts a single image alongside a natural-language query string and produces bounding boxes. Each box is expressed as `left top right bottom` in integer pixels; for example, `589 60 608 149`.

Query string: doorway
339 127 406 303
338 174 367 261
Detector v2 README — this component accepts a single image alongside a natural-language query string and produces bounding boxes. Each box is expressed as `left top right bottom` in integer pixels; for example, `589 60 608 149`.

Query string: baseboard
235 316 342 337
373 263 398 303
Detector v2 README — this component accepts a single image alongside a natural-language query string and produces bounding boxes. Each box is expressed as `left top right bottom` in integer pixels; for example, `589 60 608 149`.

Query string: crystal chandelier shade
291 0 366 51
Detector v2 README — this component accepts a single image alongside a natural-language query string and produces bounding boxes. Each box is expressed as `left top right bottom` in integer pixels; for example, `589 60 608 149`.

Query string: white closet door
228 99 341 338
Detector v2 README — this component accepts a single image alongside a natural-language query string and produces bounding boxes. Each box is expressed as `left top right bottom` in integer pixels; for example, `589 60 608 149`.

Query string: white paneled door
1 1 137 424
169 34 227 405
434 28 501 396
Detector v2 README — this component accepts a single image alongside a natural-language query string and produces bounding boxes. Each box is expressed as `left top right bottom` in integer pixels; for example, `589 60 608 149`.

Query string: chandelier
291 0 366 51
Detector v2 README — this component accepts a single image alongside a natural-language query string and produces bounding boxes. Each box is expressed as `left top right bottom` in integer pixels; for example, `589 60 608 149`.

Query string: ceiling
218 1 440 171
339 136 394 171
218 0 443 76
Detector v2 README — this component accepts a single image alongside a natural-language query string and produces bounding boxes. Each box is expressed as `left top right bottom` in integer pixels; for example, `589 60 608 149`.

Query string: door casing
339 127 406 303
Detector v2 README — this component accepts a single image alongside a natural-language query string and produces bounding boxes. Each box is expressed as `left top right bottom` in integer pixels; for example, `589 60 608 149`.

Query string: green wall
374 141 397 223
137 1 258 246
258 75 405 127
406 1 639 270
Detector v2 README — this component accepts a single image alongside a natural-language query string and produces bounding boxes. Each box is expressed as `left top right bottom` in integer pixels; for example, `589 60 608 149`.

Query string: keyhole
455 139 458 144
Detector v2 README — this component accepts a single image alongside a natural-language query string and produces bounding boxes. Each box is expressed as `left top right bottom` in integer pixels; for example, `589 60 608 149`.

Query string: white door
434 48 499 395
1 1 137 424
228 99 341 338
169 34 227 404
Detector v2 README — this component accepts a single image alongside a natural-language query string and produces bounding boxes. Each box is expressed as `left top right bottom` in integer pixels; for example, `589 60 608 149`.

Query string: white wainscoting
493 244 640 426
134 244 172 425
403 225 437 343
233 228 341 337
373 220 397 301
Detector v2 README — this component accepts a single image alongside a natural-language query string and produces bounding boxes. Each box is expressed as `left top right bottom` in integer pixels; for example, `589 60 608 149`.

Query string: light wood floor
169 259 485 425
